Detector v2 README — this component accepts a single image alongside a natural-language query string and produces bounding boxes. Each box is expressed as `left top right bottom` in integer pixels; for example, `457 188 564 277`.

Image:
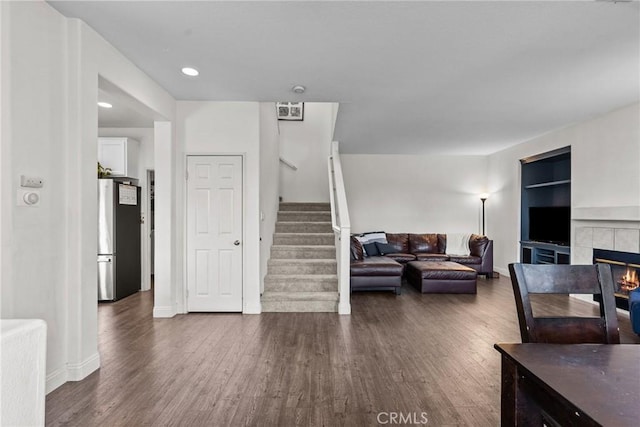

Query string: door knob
234 240 241 246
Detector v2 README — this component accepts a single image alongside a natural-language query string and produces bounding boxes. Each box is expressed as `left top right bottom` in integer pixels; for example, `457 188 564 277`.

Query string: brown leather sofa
350 233 493 294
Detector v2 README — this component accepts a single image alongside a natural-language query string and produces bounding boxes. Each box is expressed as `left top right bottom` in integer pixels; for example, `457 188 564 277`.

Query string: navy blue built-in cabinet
520 147 571 264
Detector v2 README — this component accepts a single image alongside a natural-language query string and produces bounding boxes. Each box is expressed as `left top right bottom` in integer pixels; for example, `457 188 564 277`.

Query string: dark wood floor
46 275 639 426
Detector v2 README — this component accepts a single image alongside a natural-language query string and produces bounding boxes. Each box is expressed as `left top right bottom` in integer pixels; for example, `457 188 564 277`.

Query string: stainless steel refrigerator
98 179 141 301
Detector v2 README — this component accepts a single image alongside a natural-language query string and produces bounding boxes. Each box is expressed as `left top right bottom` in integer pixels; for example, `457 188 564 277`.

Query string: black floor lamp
480 193 489 236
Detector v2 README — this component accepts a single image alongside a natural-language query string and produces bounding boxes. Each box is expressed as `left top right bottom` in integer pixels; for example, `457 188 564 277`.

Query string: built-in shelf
521 241 571 265
524 179 571 189
520 147 571 264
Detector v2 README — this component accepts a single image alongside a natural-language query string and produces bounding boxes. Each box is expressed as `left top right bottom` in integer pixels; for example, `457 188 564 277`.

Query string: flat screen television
528 206 570 246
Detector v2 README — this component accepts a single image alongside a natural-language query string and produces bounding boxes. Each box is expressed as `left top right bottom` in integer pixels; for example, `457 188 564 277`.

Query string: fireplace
593 249 640 310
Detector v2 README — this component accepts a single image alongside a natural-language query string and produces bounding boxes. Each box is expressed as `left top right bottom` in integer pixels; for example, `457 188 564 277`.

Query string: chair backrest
508 263 620 344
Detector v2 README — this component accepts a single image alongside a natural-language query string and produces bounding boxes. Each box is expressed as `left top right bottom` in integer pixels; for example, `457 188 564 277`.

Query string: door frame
141 168 154 292
182 153 246 313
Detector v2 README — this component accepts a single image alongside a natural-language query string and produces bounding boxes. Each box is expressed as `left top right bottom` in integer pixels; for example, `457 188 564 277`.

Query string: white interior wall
487 102 640 274
571 103 640 211
98 128 155 290
0 0 7 320
176 101 262 313
279 102 334 202
1 1 175 393
1 2 68 392
259 103 280 293
341 154 489 234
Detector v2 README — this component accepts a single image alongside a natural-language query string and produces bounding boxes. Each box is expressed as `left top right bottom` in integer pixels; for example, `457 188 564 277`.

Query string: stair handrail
279 157 298 171
328 141 351 315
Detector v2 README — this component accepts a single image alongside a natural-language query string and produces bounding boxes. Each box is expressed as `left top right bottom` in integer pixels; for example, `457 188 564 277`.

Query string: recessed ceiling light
181 67 199 77
97 102 113 108
292 85 305 94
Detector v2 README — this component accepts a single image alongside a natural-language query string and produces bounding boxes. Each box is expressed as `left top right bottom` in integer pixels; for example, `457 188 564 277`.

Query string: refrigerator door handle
98 255 115 301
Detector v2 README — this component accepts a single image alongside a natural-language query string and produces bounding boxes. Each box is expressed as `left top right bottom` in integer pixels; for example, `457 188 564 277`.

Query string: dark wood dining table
494 343 640 426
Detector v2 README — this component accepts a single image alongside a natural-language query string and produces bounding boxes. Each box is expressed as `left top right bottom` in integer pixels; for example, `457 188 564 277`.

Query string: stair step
273 233 335 246
278 211 332 222
262 299 338 313
264 274 338 292
270 245 336 259
261 291 339 312
279 202 331 212
262 291 339 302
267 259 337 275
276 221 333 233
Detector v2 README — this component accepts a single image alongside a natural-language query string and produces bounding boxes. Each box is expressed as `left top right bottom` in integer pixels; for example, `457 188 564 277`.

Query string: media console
520 241 570 265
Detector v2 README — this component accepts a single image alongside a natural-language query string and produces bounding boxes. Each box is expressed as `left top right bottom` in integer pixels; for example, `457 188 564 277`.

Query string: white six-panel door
187 156 243 312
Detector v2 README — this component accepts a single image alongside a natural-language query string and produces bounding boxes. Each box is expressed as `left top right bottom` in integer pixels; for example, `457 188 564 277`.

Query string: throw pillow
375 242 396 256
354 235 369 256
363 242 380 257
361 231 387 244
354 231 387 257
350 236 364 261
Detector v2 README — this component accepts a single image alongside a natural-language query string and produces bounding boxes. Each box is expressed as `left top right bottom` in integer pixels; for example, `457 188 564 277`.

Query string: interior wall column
153 121 176 317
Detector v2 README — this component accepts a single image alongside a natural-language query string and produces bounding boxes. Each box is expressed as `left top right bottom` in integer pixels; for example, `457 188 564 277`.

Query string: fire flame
620 268 639 291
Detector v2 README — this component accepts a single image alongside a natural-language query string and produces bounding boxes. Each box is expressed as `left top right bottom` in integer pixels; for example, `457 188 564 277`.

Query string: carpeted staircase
261 202 339 312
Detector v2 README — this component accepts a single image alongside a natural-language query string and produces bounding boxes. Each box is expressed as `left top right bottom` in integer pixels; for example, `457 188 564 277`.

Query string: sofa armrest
478 240 494 276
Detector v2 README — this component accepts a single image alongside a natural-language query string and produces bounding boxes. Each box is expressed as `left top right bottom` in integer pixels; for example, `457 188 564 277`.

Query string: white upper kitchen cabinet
98 137 139 178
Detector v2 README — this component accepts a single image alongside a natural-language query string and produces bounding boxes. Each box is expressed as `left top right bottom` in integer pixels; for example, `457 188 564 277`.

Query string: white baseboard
153 305 177 318
67 352 100 381
46 366 67 394
494 266 509 277
46 352 101 394
243 302 261 314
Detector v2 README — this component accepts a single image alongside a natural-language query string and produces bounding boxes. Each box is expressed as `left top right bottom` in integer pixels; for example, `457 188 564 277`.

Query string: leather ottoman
350 256 403 295
406 261 477 294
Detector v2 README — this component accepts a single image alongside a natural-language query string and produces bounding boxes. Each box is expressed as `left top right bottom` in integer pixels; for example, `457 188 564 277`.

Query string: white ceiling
98 77 158 128
50 1 640 154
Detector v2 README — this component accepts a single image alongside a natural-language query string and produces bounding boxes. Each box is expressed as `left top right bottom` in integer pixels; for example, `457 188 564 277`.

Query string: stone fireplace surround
574 225 640 265
574 224 640 264
573 206 640 263
572 208 640 306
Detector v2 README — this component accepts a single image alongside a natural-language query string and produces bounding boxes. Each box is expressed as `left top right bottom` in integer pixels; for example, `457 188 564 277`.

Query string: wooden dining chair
508 263 620 344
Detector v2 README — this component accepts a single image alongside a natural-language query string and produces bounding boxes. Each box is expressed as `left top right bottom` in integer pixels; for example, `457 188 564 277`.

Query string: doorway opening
96 76 159 314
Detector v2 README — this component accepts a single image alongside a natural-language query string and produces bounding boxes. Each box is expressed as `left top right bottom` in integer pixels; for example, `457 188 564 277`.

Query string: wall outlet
20 175 43 188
